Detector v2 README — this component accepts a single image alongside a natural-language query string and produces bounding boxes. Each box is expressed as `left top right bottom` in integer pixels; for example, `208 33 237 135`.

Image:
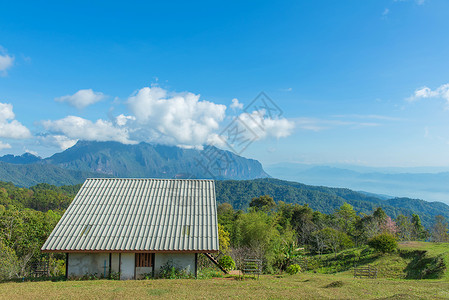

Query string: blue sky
1 0 449 167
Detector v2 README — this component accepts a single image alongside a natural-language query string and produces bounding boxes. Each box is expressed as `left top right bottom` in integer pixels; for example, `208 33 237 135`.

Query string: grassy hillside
304 242 449 280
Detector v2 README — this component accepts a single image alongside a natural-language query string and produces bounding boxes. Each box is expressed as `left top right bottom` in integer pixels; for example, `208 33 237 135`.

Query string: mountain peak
0 152 42 164
44 140 269 180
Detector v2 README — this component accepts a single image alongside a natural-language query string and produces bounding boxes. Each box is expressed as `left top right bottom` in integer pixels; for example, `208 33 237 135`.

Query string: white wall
120 253 135 280
111 253 120 274
67 253 109 278
154 253 196 277
67 252 197 279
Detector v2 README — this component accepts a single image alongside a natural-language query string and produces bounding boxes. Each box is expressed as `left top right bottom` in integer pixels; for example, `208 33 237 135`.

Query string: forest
1 181 448 280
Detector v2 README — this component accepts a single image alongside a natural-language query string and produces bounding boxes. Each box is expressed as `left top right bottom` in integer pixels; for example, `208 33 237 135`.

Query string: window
136 253 153 267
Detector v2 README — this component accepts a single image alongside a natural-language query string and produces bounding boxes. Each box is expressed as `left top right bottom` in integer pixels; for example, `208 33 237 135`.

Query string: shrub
158 261 193 279
218 255 235 271
368 233 398 253
286 264 301 275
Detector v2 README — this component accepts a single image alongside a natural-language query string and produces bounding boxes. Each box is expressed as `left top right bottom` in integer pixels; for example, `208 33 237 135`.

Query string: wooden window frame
135 253 153 267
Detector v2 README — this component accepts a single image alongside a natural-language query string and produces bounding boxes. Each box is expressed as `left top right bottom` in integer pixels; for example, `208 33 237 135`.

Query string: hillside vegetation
216 178 449 227
1 180 449 281
303 242 449 280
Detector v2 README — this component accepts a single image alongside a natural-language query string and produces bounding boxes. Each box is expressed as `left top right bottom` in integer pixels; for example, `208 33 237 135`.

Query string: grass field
1 273 449 300
2 242 448 299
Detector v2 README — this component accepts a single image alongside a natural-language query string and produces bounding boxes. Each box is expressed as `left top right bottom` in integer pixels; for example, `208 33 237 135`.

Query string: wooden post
118 253 121 280
109 253 112 278
194 253 198 278
152 253 155 278
65 253 69 279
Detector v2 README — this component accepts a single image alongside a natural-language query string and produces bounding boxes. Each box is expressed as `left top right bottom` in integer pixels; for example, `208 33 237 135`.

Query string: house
41 178 219 279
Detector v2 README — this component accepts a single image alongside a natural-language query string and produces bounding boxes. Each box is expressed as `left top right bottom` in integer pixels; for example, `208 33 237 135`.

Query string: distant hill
0 161 108 187
0 152 42 164
266 163 449 205
215 178 449 227
0 141 269 185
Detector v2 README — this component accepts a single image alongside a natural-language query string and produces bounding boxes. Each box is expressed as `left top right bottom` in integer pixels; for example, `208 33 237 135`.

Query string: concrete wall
111 253 120 274
120 253 135 280
135 267 152 279
67 253 110 278
154 253 196 277
67 252 197 279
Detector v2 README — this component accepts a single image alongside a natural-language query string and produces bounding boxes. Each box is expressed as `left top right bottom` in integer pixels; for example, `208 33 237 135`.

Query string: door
120 253 135 280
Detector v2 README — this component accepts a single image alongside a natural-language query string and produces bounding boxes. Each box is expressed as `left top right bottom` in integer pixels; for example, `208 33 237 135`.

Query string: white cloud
0 46 14 76
115 114 136 126
55 89 105 109
43 116 137 146
407 84 449 105
127 86 227 147
382 8 390 16
233 110 295 140
230 98 244 110
25 149 39 156
38 135 78 150
0 102 32 139
0 141 11 150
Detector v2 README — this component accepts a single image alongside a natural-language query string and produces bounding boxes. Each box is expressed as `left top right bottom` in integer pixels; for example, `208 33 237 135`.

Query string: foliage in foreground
368 233 398 253
286 264 301 275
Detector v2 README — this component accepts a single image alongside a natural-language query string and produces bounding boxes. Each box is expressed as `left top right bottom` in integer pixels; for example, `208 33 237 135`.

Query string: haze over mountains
266 163 449 205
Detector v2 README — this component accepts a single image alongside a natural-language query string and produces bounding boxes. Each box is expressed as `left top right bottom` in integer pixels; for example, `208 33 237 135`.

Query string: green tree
218 224 231 254
311 227 353 255
431 215 449 243
0 239 19 280
396 214 413 241
411 214 428 241
249 195 276 212
335 203 357 235
368 233 398 253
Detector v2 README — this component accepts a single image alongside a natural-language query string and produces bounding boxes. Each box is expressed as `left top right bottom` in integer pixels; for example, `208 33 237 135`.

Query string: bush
218 255 235 271
158 261 193 279
286 264 301 275
368 233 398 253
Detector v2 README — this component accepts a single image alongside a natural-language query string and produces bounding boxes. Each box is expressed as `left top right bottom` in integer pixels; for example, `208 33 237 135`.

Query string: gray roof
42 178 219 252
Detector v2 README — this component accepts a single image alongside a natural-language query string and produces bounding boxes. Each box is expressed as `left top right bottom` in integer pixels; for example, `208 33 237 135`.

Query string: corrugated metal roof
42 178 219 252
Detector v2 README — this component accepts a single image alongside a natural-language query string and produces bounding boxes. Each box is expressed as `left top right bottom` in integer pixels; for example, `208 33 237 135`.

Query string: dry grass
1 273 449 300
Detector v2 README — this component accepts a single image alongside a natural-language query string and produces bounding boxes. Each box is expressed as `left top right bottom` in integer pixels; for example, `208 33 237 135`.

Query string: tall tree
431 215 449 243
249 195 276 212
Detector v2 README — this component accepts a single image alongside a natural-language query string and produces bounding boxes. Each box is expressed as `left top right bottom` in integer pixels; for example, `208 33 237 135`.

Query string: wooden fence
242 259 262 279
31 261 50 277
353 265 377 279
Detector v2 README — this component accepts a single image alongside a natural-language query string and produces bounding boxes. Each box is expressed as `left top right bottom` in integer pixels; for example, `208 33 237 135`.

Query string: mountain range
0 141 269 186
1 141 448 227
